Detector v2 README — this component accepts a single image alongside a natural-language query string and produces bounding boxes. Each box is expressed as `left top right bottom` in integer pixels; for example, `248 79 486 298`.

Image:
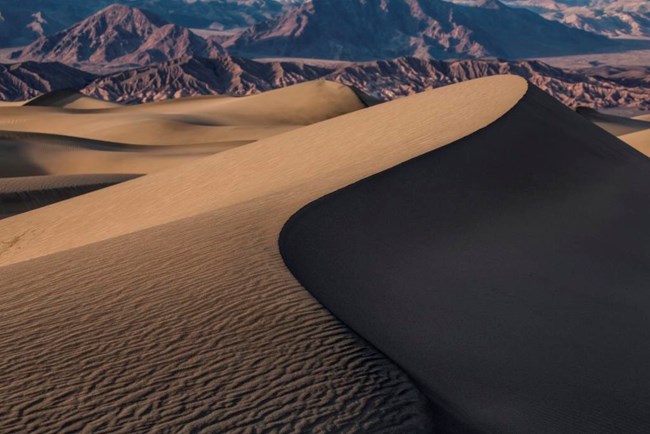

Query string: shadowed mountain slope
10 5 225 70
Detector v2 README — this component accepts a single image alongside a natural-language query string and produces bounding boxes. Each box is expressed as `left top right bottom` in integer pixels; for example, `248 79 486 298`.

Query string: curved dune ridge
0 76 526 432
281 86 650 432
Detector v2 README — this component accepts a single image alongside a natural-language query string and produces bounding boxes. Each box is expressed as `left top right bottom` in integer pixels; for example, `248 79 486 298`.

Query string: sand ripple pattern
0 196 435 433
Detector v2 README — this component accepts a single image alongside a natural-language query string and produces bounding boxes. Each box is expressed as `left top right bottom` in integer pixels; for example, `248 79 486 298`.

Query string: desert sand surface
281 85 650 432
0 76 526 432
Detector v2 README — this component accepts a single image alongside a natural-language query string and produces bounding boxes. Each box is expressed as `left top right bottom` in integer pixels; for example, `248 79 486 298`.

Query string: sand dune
25 89 121 109
576 107 650 136
0 76 526 432
620 128 650 156
281 85 650 432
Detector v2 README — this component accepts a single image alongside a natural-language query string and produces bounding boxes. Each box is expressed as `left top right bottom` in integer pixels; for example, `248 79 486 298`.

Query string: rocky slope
10 5 225 70
0 61 95 101
227 0 615 60
3 55 647 111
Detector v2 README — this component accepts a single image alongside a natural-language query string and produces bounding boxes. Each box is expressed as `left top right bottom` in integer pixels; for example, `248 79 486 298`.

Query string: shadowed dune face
280 85 650 432
0 76 526 431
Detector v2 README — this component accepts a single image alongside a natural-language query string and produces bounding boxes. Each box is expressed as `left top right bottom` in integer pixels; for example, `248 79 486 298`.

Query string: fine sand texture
0 76 526 432
281 85 650 432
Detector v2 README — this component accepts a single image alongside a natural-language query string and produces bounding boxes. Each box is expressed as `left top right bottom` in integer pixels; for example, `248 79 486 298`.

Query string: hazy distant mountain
453 0 650 37
226 0 614 61
0 1 286 48
3 54 648 111
10 5 225 70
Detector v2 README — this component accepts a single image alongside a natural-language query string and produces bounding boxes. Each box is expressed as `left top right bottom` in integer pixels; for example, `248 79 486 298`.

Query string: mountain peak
11 3 225 70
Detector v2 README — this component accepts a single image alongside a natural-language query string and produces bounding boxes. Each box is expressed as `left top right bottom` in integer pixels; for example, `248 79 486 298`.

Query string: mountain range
0 1 287 48
3 55 649 111
8 1 619 71
2 0 648 51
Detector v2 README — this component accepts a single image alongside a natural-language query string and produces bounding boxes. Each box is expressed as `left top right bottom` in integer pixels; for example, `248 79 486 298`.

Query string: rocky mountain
226 0 615 60
10 5 225 71
85 55 331 101
0 1 287 48
464 0 650 38
3 54 647 111
0 61 95 101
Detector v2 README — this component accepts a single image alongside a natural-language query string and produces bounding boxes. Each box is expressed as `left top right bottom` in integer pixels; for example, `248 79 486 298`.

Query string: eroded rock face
0 61 95 101
1 55 649 111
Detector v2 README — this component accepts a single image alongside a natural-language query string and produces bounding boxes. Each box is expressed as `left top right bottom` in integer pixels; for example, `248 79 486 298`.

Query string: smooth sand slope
0 76 526 432
577 107 650 136
620 128 650 156
0 80 367 216
281 85 650 433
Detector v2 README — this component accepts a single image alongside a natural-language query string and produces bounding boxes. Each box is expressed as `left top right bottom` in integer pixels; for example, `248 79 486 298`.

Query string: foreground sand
0 76 526 432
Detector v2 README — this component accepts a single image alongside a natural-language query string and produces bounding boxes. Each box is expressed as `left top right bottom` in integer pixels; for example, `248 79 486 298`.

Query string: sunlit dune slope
620 128 650 156
0 76 525 433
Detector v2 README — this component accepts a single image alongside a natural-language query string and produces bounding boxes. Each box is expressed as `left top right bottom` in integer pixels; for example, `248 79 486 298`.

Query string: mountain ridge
2 55 649 112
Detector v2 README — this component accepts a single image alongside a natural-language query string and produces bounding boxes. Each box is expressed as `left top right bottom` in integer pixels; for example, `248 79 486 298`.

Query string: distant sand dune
25 89 121 109
0 76 526 432
577 107 650 136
